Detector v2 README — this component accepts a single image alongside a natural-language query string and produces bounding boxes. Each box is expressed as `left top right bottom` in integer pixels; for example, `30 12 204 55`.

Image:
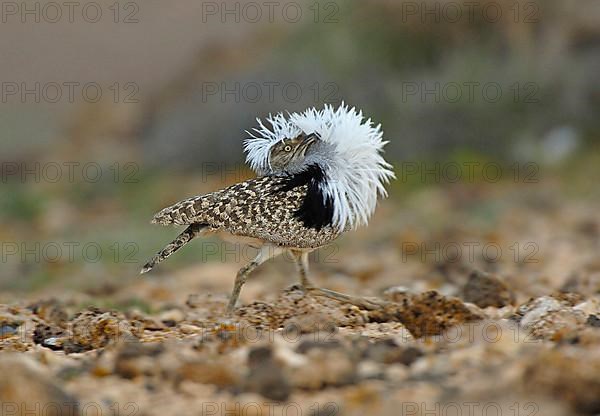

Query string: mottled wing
151 176 339 248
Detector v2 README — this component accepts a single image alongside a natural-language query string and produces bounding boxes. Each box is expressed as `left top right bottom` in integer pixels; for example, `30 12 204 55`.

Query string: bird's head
243 103 395 231
267 133 319 173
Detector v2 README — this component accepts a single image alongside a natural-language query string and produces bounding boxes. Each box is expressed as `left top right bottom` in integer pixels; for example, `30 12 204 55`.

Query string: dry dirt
2 181 600 416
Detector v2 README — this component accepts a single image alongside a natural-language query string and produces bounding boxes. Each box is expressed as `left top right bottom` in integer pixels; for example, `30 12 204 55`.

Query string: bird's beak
299 134 318 155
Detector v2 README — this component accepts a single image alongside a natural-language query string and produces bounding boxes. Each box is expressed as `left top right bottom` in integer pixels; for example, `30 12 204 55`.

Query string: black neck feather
276 164 334 230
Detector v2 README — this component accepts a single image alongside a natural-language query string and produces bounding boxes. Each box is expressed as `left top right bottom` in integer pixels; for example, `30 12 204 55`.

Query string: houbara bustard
141 104 395 313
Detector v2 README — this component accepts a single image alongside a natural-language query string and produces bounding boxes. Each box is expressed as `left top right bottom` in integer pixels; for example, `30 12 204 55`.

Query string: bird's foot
286 283 307 293
306 287 386 311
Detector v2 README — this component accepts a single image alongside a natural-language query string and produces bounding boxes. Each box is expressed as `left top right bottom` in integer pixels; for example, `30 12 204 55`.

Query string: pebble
0 324 19 338
245 346 291 401
0 355 79 416
462 270 515 308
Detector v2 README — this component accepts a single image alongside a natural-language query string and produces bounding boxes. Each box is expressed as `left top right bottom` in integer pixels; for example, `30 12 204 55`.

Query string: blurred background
1 0 600 305
4 3 600 414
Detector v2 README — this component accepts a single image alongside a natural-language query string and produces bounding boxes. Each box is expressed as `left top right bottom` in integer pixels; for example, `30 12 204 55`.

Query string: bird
141 103 395 314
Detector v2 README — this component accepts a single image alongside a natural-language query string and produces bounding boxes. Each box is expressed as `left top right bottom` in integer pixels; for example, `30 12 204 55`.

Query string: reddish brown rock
368 290 483 338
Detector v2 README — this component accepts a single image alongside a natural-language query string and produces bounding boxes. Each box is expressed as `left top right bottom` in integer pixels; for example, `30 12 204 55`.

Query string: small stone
245 346 291 401
33 324 66 351
524 347 600 414
368 290 483 338
159 309 186 325
177 357 242 389
287 345 356 390
237 286 366 330
552 291 586 306
0 355 79 416
382 286 413 303
386 364 409 383
27 299 68 326
0 324 19 338
587 315 600 328
296 338 342 354
462 270 515 308
74 308 141 349
127 310 166 330
517 296 587 340
561 272 600 295
365 339 423 366
357 360 384 380
179 323 202 334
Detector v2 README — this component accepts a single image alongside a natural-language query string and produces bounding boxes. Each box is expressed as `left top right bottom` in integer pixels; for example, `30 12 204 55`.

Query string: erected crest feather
244 103 395 230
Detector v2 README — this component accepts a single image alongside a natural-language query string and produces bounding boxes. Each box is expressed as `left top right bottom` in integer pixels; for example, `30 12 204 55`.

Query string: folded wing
151 176 339 248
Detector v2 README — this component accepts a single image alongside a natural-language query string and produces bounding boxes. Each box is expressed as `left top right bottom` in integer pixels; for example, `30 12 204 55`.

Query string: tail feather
151 196 204 226
140 223 207 274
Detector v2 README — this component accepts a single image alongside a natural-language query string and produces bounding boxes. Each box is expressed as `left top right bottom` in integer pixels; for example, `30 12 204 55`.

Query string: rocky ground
2 179 600 416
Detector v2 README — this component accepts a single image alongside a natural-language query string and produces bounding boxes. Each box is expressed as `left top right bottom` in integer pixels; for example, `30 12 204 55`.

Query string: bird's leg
291 251 314 289
227 244 283 314
290 250 383 310
227 262 258 314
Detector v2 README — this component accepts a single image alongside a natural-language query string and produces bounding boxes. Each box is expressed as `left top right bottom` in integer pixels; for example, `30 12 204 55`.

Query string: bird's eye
284 145 292 152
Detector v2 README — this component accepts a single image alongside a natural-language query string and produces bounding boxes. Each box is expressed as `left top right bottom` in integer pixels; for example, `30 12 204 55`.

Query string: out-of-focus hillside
2 0 600 165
